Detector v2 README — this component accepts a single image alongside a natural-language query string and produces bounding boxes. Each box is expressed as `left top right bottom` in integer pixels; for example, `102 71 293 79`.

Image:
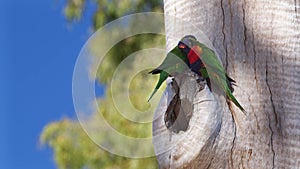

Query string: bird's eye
179 43 186 49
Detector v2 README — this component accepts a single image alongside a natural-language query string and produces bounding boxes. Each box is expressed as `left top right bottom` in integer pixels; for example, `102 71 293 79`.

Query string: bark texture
153 0 300 168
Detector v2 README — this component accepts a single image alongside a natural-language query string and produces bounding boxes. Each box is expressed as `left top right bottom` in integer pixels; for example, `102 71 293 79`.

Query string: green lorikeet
148 46 189 101
178 35 246 113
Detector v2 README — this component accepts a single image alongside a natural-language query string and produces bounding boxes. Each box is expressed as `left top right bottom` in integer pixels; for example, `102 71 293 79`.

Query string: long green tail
148 71 168 102
226 88 246 114
148 89 158 102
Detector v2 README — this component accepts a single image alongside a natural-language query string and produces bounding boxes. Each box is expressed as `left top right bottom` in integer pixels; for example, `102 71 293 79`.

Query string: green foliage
64 0 85 21
41 0 164 169
92 0 162 29
40 119 158 169
93 34 165 84
65 0 163 30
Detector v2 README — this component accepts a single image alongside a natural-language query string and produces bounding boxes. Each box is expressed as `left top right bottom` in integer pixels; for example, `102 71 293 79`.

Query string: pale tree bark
152 0 300 168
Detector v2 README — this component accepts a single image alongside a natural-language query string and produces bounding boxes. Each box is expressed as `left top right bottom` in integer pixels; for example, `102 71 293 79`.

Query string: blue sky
0 0 100 168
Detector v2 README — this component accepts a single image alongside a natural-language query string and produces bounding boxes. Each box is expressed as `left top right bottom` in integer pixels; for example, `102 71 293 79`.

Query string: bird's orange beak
178 43 186 49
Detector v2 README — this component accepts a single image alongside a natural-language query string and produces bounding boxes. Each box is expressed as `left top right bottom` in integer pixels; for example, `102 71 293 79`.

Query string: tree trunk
153 0 300 168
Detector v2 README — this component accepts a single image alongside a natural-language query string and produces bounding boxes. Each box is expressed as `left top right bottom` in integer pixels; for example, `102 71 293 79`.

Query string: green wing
154 47 188 71
196 42 246 113
148 46 189 101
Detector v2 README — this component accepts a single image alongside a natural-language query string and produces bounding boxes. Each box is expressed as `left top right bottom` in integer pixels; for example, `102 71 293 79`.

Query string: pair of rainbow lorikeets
148 35 246 113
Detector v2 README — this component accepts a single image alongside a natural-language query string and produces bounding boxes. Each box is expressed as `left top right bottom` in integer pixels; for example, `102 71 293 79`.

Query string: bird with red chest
177 35 246 114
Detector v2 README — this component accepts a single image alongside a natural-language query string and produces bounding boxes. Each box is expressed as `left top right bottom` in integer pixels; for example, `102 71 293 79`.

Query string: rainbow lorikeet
178 35 246 113
148 46 189 101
